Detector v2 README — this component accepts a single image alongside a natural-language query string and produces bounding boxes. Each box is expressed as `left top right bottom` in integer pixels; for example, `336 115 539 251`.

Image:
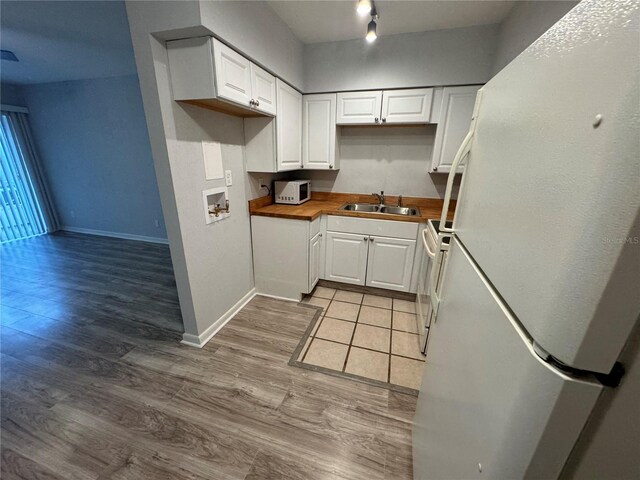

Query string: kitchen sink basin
340 203 381 212
379 206 421 216
339 203 421 216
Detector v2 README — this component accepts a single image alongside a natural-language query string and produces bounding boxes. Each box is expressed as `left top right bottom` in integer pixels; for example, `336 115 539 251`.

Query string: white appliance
413 2 640 479
274 180 311 205
415 219 450 354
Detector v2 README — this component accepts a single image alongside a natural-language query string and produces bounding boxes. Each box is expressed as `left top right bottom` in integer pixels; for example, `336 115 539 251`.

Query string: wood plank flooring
0 232 416 479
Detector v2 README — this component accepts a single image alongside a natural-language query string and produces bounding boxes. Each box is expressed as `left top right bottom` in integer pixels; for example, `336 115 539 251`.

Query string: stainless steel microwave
274 180 311 205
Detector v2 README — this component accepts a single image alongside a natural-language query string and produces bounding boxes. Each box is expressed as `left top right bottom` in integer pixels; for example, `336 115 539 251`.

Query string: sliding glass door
0 113 47 243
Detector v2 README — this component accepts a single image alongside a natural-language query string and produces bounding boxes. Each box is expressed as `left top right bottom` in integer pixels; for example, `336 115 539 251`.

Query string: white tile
358 305 392 328
326 301 360 321
362 294 392 309
393 299 416 314
333 290 364 304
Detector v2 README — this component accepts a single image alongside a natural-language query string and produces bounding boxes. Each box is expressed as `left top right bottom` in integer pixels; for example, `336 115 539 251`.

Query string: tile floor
298 286 425 391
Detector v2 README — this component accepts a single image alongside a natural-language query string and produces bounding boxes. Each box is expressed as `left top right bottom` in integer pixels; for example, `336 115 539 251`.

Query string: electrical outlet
258 177 264 188
154 219 160 228
225 170 233 186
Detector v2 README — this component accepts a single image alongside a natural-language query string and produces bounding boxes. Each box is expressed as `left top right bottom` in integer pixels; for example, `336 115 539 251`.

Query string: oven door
416 227 437 353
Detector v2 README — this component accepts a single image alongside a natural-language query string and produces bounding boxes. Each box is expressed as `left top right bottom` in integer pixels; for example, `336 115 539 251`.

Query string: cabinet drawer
327 216 418 240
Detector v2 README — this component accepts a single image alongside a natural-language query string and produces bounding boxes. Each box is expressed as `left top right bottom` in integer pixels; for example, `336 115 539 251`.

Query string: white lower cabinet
325 231 369 285
366 236 416 291
325 224 417 292
251 216 321 300
309 231 323 291
252 215 419 299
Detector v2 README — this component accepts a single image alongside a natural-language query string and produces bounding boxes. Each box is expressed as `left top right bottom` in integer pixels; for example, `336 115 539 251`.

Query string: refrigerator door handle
440 89 484 234
429 233 448 319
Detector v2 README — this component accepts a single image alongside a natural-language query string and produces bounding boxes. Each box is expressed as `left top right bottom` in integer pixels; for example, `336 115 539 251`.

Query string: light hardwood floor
0 232 415 479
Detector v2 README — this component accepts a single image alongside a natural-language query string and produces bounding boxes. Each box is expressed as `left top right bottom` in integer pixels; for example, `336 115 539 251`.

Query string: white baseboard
181 288 257 348
255 292 301 303
60 226 169 245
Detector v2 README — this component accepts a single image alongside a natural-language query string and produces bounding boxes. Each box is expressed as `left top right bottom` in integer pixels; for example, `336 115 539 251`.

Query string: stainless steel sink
339 203 421 216
379 205 421 216
340 203 381 213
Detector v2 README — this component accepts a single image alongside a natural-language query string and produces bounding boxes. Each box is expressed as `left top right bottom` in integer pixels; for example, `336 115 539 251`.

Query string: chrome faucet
372 191 385 205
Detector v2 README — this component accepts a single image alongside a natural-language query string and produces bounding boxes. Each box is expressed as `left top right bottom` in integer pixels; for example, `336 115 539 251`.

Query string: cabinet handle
255 100 260 107
382 118 387 123
369 237 374 242
319 233 322 237
364 236 368 241
374 117 379 123
249 99 255 106
329 165 333 169
433 166 438 172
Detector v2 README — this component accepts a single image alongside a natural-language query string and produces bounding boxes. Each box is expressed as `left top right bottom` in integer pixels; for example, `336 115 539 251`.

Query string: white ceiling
0 1 137 85
268 0 515 44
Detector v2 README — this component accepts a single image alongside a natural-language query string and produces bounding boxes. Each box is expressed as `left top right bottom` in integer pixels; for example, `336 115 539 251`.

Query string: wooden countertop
248 192 455 223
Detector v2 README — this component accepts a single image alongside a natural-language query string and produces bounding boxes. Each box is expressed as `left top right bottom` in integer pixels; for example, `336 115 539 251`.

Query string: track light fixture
356 0 372 16
366 19 378 43
357 0 378 43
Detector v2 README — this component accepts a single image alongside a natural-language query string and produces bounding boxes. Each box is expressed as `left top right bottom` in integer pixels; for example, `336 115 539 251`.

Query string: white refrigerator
413 1 640 478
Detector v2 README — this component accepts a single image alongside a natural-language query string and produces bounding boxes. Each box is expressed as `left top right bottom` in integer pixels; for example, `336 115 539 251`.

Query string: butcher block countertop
248 192 455 223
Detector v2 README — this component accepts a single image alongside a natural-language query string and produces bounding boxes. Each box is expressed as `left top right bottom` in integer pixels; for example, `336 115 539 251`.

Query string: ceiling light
356 0 372 16
366 19 377 43
0 50 19 62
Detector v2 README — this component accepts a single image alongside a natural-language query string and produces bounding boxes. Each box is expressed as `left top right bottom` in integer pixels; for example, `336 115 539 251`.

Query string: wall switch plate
224 170 233 186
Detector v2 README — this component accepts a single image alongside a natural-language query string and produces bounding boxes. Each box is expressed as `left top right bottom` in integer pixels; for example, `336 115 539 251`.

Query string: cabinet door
276 79 303 171
430 85 481 173
309 232 323 292
303 94 337 170
381 88 433 124
212 39 252 107
366 236 416 292
336 91 383 124
250 63 277 116
325 231 369 286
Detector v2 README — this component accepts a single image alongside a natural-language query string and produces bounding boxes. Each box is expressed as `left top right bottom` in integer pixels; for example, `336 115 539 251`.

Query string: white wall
303 25 498 93
198 1 304 90
492 1 579 75
125 0 305 340
295 126 454 198
20 75 167 240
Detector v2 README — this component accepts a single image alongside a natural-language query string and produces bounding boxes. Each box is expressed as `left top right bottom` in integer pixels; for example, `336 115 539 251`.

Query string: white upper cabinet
276 79 303 171
250 63 277 116
381 88 433 124
337 88 433 125
430 85 482 173
245 80 303 172
166 37 276 117
212 39 252 107
336 91 383 124
302 94 339 170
